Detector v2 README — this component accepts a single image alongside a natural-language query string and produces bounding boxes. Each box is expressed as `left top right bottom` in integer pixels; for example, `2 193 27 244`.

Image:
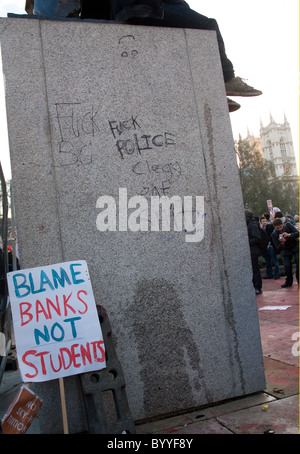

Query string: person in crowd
259 216 274 279
272 218 299 288
263 213 280 280
285 214 295 226
245 210 262 294
260 217 267 228
274 211 287 224
294 215 299 230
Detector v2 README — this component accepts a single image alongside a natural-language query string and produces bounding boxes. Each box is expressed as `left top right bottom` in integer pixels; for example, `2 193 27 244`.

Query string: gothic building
260 114 298 182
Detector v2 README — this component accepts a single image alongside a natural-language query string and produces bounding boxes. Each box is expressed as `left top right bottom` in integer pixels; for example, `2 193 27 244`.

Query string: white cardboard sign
7 260 106 382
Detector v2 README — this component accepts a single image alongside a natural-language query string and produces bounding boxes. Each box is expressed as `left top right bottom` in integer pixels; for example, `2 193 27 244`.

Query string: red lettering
21 341 105 379
63 292 76 316
49 352 62 372
22 350 38 379
19 293 88 326
19 302 33 326
80 342 92 365
35 351 50 375
77 290 88 314
60 347 72 370
46 295 61 319
91 340 105 363
71 344 81 368
35 300 49 323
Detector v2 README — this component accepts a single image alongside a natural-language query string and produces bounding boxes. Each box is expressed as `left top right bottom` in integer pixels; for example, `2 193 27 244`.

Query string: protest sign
267 200 274 216
1 385 42 434
7 260 106 382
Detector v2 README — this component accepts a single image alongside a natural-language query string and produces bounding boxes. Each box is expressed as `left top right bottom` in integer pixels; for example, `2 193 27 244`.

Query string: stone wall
0 17 265 432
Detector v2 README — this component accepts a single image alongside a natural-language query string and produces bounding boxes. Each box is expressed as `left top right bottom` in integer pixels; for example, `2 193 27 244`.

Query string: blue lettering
70 263 85 284
64 316 81 338
51 322 65 342
12 263 85 298
52 267 72 289
34 318 81 345
13 273 30 298
29 272 45 295
34 326 50 345
40 270 55 292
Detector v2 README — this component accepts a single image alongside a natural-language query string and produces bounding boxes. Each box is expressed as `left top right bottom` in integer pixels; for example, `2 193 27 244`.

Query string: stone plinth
0 17 265 433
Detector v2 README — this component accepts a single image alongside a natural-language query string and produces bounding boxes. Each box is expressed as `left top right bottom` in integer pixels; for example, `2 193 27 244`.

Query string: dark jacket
81 0 165 21
81 0 111 19
246 218 262 256
271 222 299 256
81 0 186 21
27 0 186 20
265 221 276 248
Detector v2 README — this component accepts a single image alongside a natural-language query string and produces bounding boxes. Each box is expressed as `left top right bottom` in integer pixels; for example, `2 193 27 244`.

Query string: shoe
255 289 263 295
281 283 292 288
227 98 241 112
225 77 262 97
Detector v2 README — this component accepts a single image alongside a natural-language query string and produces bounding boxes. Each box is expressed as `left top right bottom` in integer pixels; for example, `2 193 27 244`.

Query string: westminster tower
260 114 298 181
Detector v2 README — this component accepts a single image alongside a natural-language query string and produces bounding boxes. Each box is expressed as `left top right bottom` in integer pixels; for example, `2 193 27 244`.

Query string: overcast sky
0 0 299 179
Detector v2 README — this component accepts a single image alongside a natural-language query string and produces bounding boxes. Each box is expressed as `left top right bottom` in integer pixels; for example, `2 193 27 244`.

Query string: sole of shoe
226 90 262 97
227 98 241 112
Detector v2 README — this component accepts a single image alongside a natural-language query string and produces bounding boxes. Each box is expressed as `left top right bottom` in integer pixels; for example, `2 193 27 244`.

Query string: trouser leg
264 249 273 278
251 253 262 291
129 2 235 82
269 246 280 278
294 251 299 285
283 255 293 285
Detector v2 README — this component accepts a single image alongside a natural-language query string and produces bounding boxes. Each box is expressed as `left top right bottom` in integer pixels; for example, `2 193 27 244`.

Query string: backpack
110 0 164 22
258 226 269 250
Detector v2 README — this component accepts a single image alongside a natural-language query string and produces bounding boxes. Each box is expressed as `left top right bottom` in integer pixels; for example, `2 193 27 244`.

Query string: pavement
136 277 299 435
0 276 299 435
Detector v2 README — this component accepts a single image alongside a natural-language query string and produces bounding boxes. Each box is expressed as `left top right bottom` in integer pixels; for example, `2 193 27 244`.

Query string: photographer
272 218 299 288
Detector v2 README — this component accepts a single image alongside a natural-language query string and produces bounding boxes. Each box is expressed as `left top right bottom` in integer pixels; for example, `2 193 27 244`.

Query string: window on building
267 140 273 160
280 138 287 157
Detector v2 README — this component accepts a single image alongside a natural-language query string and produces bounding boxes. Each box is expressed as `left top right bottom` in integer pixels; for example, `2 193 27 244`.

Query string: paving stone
217 395 299 434
155 418 234 434
263 357 299 398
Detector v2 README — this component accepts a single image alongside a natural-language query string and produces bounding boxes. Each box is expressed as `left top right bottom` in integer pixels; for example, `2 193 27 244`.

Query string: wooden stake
59 377 69 434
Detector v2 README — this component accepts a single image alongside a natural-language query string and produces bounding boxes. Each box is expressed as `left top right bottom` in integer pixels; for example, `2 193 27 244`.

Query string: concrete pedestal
0 17 265 433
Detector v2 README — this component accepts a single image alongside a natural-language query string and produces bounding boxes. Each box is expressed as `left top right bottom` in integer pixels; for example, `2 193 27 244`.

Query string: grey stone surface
0 17 265 432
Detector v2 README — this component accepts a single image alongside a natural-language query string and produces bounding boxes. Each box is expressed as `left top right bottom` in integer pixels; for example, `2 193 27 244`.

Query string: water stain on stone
203 102 246 393
125 279 211 416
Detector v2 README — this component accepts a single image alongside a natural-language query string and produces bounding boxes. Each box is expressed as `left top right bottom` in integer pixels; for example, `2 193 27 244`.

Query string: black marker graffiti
54 102 101 166
119 35 139 59
108 116 182 196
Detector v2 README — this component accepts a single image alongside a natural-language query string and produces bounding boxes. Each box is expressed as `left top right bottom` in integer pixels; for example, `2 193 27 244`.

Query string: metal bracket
80 305 136 434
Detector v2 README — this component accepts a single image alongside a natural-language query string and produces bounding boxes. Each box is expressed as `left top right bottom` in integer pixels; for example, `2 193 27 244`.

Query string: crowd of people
245 209 299 295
